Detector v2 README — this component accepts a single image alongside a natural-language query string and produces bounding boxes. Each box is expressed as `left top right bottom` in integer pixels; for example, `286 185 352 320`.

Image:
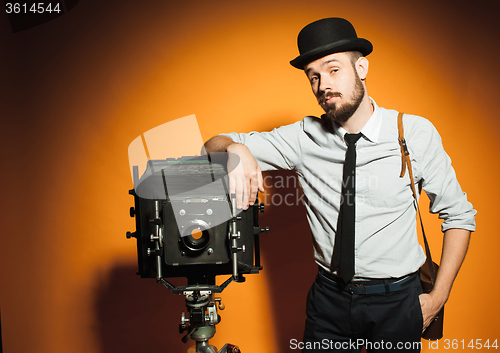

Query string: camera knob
215 297 225 310
260 227 270 233
129 207 135 217
180 312 190 326
126 231 137 239
258 203 265 212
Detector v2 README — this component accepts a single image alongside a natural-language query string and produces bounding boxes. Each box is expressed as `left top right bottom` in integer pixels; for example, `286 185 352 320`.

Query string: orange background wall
1 0 499 352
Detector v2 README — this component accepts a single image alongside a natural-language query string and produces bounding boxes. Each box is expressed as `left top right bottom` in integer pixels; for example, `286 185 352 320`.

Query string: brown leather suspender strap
397 112 437 285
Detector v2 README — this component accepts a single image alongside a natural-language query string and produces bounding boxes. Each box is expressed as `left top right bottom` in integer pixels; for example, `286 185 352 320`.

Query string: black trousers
302 269 423 352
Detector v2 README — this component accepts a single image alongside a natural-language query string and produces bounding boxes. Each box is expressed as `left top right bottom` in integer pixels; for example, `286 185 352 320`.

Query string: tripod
160 276 242 353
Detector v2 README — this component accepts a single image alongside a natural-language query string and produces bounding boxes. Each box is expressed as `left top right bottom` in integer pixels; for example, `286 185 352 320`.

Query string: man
203 18 475 352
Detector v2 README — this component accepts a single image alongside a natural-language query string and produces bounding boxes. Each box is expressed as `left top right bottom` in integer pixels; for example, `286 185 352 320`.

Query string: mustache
318 91 342 104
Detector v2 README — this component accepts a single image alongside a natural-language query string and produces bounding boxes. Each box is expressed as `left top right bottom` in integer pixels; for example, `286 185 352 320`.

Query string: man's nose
318 73 334 93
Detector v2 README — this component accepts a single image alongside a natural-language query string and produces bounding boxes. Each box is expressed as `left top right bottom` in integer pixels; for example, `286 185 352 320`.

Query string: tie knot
344 133 363 146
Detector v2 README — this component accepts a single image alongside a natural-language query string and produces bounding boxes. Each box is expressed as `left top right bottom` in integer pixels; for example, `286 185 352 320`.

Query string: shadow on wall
94 170 317 353
94 265 187 353
259 170 318 351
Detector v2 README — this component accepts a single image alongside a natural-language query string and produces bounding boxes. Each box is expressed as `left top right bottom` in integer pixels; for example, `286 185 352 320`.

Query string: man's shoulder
277 116 319 128
378 106 436 136
302 115 322 130
301 115 337 147
302 114 336 134
273 115 326 137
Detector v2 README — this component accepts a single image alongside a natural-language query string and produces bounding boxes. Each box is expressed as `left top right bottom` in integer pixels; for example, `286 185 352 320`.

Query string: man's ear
356 57 369 80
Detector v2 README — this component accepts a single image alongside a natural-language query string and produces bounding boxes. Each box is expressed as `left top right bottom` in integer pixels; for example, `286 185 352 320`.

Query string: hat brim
290 38 373 70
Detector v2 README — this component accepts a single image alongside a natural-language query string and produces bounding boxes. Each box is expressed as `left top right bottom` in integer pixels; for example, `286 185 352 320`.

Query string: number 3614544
6 3 61 14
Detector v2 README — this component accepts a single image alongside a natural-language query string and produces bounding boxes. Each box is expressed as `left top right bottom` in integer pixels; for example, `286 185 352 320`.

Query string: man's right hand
226 143 264 210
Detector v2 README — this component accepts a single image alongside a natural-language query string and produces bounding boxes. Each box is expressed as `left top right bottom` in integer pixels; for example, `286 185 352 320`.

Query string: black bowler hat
290 18 373 69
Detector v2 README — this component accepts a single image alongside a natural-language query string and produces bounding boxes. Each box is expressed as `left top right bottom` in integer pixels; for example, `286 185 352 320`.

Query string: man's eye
310 76 318 83
331 68 339 74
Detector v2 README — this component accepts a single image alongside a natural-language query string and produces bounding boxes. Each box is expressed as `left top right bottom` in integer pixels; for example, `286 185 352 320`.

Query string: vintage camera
127 154 268 352
127 155 266 282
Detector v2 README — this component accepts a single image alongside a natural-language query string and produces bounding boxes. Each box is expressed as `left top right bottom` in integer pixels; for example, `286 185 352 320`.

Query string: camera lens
181 220 211 253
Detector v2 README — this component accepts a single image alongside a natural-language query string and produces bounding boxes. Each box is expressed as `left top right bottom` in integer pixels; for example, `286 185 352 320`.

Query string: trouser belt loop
384 279 390 294
348 283 367 295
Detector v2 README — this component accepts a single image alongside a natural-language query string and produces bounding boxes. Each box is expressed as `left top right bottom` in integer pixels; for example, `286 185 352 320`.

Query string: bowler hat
290 18 373 69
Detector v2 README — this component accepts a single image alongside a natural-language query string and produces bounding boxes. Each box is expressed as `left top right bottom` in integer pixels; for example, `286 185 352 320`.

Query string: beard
317 74 365 124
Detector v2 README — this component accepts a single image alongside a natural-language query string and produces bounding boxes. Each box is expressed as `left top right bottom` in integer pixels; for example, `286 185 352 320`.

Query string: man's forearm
202 135 236 154
431 228 471 305
419 228 470 330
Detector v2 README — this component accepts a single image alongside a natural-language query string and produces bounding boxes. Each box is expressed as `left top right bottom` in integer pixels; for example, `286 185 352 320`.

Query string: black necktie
332 132 363 283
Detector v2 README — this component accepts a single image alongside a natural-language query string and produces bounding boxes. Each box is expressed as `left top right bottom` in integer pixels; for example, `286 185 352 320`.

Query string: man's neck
340 95 374 134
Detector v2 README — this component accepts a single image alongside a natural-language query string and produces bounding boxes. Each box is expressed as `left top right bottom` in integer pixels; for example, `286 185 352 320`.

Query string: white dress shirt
222 99 476 278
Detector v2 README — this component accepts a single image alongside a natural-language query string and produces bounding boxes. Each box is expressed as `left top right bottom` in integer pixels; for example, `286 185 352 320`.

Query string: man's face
304 52 365 124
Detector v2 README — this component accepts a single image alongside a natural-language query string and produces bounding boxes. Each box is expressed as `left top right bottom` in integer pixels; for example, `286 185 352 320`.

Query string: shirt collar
360 98 382 143
334 97 382 143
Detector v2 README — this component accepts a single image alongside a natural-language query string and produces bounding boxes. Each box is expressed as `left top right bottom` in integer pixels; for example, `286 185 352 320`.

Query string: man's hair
347 51 364 65
347 51 366 82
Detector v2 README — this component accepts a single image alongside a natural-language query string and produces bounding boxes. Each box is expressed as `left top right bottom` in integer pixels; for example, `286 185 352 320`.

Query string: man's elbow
202 135 234 155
